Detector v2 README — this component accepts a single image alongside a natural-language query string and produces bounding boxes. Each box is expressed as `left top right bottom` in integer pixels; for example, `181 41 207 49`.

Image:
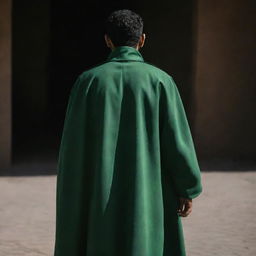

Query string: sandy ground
0 171 255 256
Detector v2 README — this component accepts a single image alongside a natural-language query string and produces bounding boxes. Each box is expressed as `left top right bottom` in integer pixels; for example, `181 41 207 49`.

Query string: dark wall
0 0 12 168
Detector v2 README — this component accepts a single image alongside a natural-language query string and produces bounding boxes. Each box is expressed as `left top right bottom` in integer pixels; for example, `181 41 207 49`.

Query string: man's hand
177 197 192 217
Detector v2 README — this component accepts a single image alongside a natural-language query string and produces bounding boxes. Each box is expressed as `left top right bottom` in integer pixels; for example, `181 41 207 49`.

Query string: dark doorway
11 1 195 175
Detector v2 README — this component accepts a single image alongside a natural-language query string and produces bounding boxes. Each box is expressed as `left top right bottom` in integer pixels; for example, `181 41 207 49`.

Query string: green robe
54 46 202 256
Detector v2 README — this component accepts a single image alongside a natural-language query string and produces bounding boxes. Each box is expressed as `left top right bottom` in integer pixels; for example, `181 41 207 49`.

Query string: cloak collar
106 46 144 62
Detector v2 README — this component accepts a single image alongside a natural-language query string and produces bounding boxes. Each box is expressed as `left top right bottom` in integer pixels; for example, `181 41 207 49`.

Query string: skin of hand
177 197 193 217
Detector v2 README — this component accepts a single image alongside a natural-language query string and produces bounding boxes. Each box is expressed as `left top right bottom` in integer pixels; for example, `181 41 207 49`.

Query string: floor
0 171 255 256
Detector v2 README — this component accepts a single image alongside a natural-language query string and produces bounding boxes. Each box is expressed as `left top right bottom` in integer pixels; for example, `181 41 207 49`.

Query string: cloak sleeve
159 76 202 199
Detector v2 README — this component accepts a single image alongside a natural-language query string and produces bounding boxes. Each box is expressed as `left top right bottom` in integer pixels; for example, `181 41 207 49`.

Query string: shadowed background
0 0 256 174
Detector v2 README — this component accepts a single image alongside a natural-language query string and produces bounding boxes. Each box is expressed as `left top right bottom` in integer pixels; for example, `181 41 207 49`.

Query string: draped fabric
54 46 202 256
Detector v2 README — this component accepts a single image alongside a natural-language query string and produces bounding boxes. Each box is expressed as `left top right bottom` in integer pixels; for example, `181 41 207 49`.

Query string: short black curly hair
105 9 144 47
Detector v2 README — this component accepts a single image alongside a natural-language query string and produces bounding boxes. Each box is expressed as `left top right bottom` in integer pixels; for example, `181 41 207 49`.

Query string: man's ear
104 34 114 49
138 33 146 49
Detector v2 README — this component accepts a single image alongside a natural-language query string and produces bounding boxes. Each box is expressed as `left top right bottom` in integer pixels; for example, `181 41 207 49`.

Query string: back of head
105 9 144 47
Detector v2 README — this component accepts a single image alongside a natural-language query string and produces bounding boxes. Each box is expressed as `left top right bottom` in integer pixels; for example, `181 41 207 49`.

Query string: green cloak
54 46 202 256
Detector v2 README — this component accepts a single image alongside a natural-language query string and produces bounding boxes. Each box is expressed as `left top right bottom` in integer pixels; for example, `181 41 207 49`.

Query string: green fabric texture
54 46 202 256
